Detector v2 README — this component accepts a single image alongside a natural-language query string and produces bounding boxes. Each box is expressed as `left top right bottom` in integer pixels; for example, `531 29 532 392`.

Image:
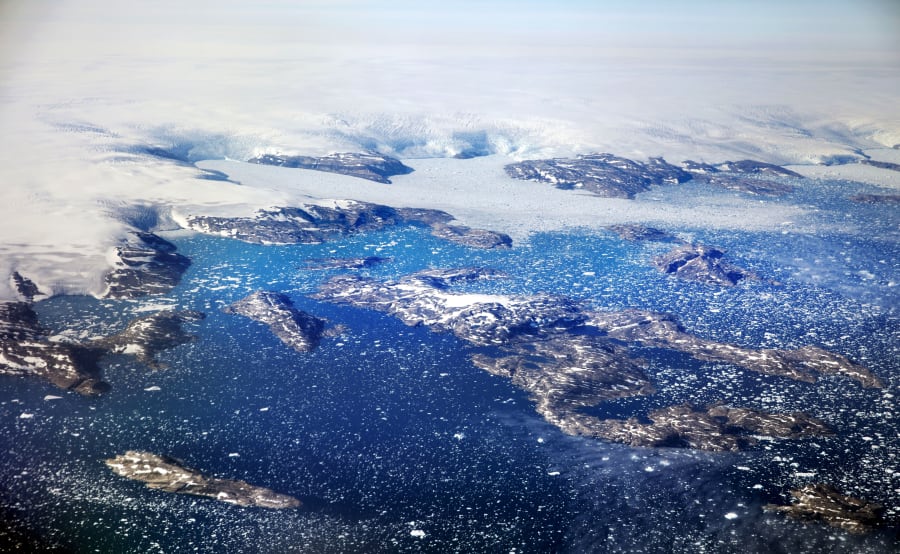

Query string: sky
2 0 899 68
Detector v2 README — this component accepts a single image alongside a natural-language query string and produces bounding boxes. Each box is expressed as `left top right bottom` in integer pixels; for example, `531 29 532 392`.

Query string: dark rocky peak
104 232 191 298
393 207 455 226
10 272 43 303
248 151 414 183
0 301 43 340
714 159 803 178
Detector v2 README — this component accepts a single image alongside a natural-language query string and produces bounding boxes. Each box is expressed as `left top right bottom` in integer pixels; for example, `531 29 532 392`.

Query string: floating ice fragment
547 471 560 476
228 452 240 457
452 433 465 440
536 437 545 443
724 512 739 520
144 386 161 392
410 530 426 538
19 413 34 419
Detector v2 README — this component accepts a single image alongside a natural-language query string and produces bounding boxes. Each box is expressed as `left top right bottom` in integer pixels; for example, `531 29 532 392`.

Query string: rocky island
505 153 801 198
652 243 756 286
765 484 885 535
248 151 413 183
224 291 326 353
313 267 877 451
183 201 511 249
106 451 300 509
93 310 206 369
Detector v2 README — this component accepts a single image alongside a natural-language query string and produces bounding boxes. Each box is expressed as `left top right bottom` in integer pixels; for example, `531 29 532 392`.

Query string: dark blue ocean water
1 177 898 553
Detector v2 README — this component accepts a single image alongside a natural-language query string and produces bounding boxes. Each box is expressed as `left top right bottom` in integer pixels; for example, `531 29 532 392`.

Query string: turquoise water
1 177 898 552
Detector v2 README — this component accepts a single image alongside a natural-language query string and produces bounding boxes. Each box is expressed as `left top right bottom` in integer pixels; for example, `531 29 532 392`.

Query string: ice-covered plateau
313 267 882 452
106 451 300 509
